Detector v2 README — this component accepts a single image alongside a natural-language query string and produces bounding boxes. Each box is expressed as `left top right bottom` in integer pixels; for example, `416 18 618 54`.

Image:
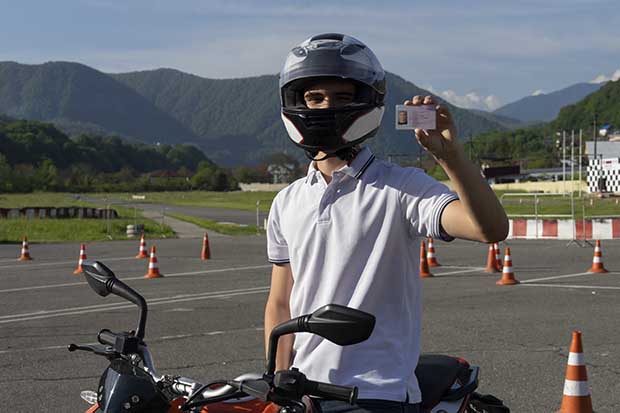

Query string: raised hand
403 95 460 162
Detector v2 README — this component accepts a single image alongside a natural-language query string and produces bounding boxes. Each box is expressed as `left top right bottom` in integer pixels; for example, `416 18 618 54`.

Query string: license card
395 105 436 130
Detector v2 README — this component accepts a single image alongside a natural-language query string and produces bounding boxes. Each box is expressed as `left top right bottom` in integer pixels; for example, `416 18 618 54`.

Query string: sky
1 0 619 111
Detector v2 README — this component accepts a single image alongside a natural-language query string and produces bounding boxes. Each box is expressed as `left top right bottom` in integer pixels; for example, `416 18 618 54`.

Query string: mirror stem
266 316 308 375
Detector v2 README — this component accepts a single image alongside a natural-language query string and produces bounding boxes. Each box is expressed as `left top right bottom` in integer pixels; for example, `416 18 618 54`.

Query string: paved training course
1 236 619 411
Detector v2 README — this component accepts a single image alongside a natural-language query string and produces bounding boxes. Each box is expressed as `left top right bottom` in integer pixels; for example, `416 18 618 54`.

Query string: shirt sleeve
267 192 290 264
399 168 459 241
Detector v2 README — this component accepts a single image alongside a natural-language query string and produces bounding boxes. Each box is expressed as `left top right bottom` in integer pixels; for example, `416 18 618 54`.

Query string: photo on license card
395 105 436 130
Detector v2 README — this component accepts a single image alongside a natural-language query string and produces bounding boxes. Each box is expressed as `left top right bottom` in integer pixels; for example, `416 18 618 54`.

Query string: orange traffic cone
136 232 148 259
494 243 502 271
73 244 87 274
144 246 163 279
426 237 441 267
496 247 519 285
558 331 593 413
420 240 433 278
18 235 33 261
201 232 211 260
587 240 608 273
484 244 500 273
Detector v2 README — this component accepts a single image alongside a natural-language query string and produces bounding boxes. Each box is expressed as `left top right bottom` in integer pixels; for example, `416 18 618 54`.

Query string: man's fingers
423 95 434 105
404 100 413 106
412 95 422 105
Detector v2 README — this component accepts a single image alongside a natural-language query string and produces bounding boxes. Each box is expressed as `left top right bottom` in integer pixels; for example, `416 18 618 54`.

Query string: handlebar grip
98 329 117 346
305 380 358 404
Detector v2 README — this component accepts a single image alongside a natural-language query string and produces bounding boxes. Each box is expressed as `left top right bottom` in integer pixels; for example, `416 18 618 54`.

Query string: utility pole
562 130 566 195
578 129 583 197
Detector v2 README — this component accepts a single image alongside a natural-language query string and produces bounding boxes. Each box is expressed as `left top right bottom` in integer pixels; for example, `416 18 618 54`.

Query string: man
265 33 508 413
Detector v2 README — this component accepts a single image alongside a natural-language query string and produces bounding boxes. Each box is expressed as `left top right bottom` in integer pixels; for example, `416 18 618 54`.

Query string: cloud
437 89 501 111
590 68 620 83
532 89 545 96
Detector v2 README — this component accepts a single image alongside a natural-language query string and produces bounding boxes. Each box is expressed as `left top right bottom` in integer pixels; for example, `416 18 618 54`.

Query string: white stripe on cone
503 266 513 273
568 352 585 366
593 257 602 263
563 379 590 397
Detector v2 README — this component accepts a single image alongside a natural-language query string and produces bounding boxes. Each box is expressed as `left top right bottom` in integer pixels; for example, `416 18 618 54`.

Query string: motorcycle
70 260 509 413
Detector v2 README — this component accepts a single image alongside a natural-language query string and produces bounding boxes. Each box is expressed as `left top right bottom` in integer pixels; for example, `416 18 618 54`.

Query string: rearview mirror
82 260 116 297
305 304 375 346
265 304 375 374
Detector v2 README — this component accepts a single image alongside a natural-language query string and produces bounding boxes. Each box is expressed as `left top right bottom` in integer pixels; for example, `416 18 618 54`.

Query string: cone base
144 272 163 279
136 253 148 259
73 268 83 275
558 395 593 413
18 256 33 261
587 266 608 273
484 266 501 274
428 261 441 267
420 272 434 278
496 278 520 285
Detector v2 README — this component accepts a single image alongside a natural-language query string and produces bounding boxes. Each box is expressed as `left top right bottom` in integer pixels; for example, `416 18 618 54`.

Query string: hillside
0 61 510 166
493 82 603 122
112 70 509 165
0 61 197 144
554 79 620 131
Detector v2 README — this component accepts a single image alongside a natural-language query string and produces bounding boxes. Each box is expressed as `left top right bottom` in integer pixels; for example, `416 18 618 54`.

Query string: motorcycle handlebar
98 329 117 346
304 379 358 404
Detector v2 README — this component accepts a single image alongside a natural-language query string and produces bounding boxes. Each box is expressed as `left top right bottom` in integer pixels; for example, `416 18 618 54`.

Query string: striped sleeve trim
268 258 291 264
430 194 459 242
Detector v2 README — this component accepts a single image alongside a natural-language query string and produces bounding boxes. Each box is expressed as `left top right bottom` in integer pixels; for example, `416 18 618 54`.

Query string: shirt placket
317 172 347 224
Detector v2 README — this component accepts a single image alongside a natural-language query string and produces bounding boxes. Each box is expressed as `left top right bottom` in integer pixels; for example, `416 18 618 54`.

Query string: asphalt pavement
1 237 619 412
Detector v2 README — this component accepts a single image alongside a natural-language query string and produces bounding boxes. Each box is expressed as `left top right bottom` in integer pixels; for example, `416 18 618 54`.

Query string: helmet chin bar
281 105 380 151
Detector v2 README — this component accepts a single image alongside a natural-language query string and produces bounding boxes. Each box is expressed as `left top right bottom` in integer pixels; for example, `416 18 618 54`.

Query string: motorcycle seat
415 354 471 409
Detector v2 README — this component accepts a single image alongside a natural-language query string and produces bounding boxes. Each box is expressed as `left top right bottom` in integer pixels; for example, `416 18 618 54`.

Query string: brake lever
68 343 119 358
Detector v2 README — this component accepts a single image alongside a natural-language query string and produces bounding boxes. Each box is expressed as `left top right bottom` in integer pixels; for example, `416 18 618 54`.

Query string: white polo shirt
267 147 458 403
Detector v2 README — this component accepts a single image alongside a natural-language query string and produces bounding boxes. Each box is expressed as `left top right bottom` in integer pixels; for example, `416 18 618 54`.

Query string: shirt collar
305 147 376 184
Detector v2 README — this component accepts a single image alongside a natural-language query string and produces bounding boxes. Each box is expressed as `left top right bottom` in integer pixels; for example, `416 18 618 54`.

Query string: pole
593 113 598 192
578 129 583 197
571 130 575 193
256 200 260 234
571 130 575 238
562 130 566 196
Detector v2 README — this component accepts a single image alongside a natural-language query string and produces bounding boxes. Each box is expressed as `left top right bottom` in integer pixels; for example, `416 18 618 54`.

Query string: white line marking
0 264 272 293
521 272 592 283
433 267 484 276
0 326 266 354
520 283 620 291
0 286 270 324
0 256 136 270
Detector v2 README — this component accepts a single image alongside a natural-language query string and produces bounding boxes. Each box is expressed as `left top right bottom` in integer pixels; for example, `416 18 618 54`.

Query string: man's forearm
264 302 294 371
437 145 508 242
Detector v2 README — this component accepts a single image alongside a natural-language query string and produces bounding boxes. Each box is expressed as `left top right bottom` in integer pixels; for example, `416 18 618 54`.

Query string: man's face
303 79 356 109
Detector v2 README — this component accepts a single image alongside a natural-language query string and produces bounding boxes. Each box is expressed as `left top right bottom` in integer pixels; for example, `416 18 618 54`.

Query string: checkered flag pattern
586 158 620 194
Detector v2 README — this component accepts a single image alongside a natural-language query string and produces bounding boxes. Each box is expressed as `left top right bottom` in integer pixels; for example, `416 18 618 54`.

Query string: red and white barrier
508 218 620 240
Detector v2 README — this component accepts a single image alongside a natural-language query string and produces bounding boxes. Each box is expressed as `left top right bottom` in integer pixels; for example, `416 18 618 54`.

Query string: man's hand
404 95 460 161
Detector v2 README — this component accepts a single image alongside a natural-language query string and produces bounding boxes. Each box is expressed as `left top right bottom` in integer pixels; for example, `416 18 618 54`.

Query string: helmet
279 33 386 157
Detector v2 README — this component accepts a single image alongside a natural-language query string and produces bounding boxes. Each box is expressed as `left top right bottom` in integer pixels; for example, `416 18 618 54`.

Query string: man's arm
405 95 508 243
264 263 294 371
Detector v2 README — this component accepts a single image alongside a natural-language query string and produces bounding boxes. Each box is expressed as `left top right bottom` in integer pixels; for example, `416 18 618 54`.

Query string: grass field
166 213 263 236
89 191 278 212
500 193 620 219
0 193 175 243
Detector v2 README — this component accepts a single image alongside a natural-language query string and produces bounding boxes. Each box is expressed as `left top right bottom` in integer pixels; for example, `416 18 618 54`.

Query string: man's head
279 33 386 160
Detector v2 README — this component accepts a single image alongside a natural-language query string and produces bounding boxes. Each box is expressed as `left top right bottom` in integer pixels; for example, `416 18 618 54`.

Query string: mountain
493 82 604 122
554 79 620 131
0 61 197 144
467 109 525 130
112 70 509 165
0 61 509 166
